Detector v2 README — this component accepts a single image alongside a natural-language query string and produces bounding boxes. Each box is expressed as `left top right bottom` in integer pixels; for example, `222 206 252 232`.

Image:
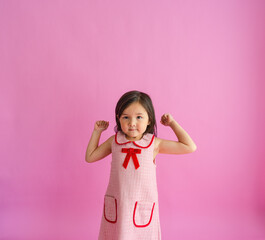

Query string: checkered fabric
98 131 161 240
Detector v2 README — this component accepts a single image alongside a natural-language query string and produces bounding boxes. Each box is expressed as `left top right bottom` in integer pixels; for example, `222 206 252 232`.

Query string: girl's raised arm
85 121 114 163
156 114 197 155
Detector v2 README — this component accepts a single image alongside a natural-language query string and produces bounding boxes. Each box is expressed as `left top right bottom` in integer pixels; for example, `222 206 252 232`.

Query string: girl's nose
129 119 136 126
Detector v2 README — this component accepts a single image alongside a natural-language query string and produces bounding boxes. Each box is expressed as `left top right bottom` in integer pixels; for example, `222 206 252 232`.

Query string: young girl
85 90 197 240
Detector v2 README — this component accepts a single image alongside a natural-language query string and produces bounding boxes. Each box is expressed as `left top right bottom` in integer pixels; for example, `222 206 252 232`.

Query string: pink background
1 0 265 239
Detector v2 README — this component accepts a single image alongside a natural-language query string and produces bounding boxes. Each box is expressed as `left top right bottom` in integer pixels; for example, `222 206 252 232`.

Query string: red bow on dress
122 148 142 169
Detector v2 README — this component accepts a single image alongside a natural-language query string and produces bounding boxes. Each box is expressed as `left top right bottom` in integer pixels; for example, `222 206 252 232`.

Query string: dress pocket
104 195 117 223
133 201 155 227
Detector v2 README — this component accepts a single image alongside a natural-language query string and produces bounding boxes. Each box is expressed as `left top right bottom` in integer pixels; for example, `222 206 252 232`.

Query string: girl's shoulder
108 135 115 142
154 136 161 144
102 135 115 146
154 136 161 149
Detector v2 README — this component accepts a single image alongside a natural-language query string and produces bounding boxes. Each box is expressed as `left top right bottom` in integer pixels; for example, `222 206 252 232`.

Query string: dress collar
115 131 155 149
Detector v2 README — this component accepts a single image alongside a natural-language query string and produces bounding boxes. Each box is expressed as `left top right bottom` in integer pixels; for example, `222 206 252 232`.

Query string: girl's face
119 102 150 141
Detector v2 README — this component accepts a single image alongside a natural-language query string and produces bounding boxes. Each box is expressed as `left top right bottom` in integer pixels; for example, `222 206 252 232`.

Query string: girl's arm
156 114 197 155
85 121 113 163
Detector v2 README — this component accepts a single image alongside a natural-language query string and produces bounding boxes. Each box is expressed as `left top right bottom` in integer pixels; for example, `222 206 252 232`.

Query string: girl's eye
123 116 129 119
137 116 143 119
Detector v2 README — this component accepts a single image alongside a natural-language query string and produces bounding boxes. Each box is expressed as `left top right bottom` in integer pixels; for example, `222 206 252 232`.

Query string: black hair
115 90 157 136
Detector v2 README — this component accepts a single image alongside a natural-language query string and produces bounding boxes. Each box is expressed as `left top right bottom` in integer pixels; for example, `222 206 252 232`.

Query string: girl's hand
160 113 175 127
94 120 109 132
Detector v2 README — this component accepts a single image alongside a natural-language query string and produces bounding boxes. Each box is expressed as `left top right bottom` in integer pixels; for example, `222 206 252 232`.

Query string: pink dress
98 131 161 240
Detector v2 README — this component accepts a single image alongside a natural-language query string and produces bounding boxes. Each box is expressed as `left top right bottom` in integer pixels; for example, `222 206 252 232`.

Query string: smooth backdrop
1 0 265 239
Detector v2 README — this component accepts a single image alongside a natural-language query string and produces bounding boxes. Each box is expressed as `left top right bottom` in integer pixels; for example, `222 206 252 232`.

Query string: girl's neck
124 133 143 141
